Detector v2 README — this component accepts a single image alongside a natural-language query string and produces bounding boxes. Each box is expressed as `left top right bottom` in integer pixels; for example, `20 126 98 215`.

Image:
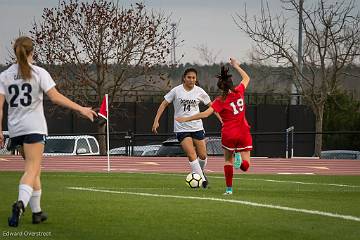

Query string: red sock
224 165 233 187
240 160 250 172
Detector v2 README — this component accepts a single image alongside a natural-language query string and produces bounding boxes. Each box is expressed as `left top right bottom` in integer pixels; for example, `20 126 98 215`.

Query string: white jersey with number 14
164 84 211 132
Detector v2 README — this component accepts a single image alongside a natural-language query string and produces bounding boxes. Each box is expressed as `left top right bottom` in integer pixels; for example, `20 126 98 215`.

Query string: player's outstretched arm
152 100 170 134
229 58 250 89
209 103 223 125
46 87 97 122
176 107 215 123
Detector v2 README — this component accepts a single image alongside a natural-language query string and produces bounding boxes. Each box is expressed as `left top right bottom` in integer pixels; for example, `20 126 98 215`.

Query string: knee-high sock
224 165 233 187
198 157 207 170
241 160 250 171
189 159 206 181
18 184 33 207
29 190 42 213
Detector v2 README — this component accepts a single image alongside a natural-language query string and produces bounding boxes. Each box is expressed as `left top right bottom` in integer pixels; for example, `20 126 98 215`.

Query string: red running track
0 155 360 175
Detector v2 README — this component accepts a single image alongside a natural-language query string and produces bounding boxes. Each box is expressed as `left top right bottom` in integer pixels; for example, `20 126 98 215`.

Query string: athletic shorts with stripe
221 130 253 152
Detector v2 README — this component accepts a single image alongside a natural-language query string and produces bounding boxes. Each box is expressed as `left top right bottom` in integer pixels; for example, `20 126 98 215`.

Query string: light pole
292 0 304 105
171 23 176 65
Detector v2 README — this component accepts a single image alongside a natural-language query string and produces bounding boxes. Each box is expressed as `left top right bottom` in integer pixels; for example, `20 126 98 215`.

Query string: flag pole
106 94 110 172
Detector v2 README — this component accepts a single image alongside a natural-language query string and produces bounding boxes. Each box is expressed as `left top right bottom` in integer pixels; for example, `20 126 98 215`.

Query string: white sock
189 159 206 181
29 190 42 213
18 184 33 207
198 157 207 170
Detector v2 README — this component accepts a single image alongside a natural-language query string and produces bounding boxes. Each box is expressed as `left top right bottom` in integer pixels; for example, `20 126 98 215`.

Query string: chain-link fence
106 131 359 158
1 131 359 158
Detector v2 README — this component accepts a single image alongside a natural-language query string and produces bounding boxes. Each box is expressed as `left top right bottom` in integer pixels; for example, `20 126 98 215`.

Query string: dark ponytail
216 66 235 100
13 36 34 80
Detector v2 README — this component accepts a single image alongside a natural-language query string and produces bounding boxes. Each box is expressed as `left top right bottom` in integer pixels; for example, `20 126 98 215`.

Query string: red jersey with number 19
211 83 252 151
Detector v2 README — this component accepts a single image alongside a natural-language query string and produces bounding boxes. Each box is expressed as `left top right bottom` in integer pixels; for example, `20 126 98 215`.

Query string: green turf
0 172 359 240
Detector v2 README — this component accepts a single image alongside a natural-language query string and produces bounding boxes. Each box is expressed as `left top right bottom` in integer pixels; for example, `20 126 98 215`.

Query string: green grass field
0 172 359 240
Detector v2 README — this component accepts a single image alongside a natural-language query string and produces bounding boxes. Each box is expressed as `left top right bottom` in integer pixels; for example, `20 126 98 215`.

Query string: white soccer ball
185 172 203 188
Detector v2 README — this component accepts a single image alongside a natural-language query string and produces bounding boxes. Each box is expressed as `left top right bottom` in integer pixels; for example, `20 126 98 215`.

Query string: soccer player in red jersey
176 58 252 195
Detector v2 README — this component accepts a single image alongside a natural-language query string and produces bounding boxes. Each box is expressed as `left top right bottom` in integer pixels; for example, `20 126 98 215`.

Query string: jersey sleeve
39 69 56 93
235 83 245 94
199 88 211 105
211 98 223 113
164 88 175 103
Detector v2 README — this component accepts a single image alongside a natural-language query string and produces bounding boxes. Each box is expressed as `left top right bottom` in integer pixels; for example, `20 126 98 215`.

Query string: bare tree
234 0 360 156
195 44 222 65
30 0 174 153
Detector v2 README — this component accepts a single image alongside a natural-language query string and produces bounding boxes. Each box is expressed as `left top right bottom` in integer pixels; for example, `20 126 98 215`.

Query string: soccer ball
185 172 203 188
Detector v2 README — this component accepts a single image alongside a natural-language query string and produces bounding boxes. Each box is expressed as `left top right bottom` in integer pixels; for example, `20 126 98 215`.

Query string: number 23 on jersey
8 83 32 107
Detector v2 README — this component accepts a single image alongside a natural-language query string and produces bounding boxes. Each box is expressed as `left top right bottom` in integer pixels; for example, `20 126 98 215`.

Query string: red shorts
221 129 253 152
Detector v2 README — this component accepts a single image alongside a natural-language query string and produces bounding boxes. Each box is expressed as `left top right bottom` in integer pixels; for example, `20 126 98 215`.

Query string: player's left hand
79 107 97 122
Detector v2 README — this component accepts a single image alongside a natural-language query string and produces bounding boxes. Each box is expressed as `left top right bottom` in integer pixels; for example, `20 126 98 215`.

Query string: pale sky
0 0 357 65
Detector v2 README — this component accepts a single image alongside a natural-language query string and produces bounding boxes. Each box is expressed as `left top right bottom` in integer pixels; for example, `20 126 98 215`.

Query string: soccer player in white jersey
152 68 216 188
0 36 97 227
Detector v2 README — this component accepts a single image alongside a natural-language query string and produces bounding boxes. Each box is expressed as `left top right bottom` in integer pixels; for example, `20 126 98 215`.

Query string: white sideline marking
229 177 360 188
49 172 360 188
277 172 315 175
138 162 160 166
306 166 329 170
0 158 9 161
138 173 360 188
68 186 360 222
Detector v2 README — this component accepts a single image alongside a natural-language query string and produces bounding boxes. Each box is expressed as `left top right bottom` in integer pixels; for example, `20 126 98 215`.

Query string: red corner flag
99 94 108 120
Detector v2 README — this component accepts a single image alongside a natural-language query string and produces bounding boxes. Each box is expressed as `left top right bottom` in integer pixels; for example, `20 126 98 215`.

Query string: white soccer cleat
223 190 233 195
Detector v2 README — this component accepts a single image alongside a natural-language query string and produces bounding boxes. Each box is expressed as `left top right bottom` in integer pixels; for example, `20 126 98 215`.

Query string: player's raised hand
229 58 240 67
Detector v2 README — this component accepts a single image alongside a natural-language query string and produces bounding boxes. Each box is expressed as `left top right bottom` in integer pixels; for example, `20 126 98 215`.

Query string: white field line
132 173 360 188
47 172 360 188
68 186 360 222
229 177 360 188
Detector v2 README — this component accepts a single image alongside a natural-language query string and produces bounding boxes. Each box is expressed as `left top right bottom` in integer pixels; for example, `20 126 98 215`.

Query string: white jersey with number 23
0 64 56 138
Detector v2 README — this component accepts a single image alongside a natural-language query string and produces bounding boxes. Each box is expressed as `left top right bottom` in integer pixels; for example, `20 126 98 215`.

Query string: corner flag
99 94 110 172
99 95 108 120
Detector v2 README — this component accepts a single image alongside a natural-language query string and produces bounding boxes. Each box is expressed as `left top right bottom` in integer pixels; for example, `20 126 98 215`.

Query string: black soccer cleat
8 201 25 227
32 211 48 224
202 180 208 188
202 172 209 188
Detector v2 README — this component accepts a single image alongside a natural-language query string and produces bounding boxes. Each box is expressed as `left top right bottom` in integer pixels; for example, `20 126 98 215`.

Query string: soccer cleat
32 211 48 224
202 180 208 189
201 171 209 188
234 152 242 169
223 190 233 195
8 201 25 227
203 172 209 184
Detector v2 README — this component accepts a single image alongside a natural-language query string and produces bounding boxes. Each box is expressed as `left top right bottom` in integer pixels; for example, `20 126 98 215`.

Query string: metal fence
1 130 358 158
106 130 359 157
